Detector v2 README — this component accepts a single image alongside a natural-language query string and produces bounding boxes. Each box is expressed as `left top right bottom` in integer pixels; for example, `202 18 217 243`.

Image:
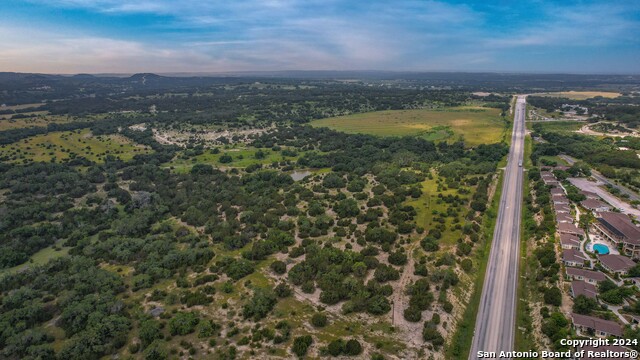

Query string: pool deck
585 234 619 255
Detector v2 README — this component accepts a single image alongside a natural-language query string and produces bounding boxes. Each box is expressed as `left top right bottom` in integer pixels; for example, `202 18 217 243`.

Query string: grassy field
310 106 507 147
165 146 306 173
404 171 466 247
532 120 583 134
535 91 621 100
0 128 152 163
538 155 568 166
0 245 70 275
0 114 88 130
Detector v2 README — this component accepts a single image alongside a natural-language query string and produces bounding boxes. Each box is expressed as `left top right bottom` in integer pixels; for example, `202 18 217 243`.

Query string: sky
0 0 639 74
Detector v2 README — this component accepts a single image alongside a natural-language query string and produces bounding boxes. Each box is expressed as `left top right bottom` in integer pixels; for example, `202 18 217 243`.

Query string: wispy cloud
4 0 640 73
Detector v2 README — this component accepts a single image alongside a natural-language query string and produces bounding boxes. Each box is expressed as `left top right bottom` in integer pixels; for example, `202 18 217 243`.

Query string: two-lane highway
469 96 526 359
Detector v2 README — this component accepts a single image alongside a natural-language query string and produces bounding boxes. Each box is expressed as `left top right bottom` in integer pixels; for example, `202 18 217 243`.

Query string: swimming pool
592 244 610 255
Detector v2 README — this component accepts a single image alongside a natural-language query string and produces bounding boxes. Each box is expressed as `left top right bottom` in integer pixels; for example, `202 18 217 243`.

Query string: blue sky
1 0 639 74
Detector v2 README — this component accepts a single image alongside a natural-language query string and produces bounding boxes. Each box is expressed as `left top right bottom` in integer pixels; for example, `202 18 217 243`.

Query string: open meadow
534 91 621 100
0 114 89 130
310 106 506 147
164 146 304 173
0 128 152 163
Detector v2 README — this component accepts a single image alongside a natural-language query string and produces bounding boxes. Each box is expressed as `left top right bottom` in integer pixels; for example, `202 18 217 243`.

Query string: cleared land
310 106 506 147
535 91 621 100
0 115 86 130
0 128 152 163
533 121 584 133
165 146 303 173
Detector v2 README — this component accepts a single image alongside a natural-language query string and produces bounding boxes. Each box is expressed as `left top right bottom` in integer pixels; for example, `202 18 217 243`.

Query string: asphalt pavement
469 95 526 359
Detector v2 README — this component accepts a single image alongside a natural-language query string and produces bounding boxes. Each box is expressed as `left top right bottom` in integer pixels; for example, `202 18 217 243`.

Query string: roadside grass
534 91 621 100
538 155 569 166
514 134 538 356
445 170 504 359
310 106 506 147
0 128 152 163
532 121 584 134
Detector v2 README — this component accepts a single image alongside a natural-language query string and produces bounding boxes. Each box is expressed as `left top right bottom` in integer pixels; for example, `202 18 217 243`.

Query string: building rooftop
598 254 636 273
550 188 565 196
581 199 610 211
560 233 580 245
554 204 571 213
597 212 640 245
566 267 607 282
571 280 598 299
563 248 588 264
581 190 600 200
571 313 623 337
558 222 585 236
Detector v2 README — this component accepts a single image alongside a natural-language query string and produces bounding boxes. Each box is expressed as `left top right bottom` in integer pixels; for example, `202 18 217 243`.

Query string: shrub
327 339 345 356
168 312 200 336
344 339 363 356
543 287 562 307
292 335 313 357
311 313 328 328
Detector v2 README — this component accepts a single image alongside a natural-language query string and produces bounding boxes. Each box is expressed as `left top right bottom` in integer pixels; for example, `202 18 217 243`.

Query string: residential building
593 212 640 259
558 222 585 237
552 195 570 205
571 281 597 299
571 313 623 338
581 190 600 200
563 248 589 267
580 199 611 213
565 267 607 284
556 213 574 224
598 254 636 275
560 233 581 250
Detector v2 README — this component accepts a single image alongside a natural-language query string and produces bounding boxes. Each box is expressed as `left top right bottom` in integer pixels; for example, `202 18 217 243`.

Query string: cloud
484 2 640 48
6 0 640 73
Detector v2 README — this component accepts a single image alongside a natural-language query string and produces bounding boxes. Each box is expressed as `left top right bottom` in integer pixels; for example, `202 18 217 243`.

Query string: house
554 204 571 214
592 212 640 259
563 249 589 267
581 190 600 200
543 178 561 186
565 267 607 284
552 195 570 205
571 313 623 338
556 213 574 224
558 223 585 237
598 254 636 275
571 281 598 299
550 188 565 196
560 233 581 250
554 165 570 171
580 199 611 213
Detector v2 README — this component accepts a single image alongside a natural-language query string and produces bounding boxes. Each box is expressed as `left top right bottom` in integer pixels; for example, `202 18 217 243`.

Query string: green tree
572 295 598 315
544 287 562 306
139 319 163 348
292 335 313 357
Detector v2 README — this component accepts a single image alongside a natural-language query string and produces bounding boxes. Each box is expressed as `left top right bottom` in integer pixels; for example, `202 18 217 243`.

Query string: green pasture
310 106 506 147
